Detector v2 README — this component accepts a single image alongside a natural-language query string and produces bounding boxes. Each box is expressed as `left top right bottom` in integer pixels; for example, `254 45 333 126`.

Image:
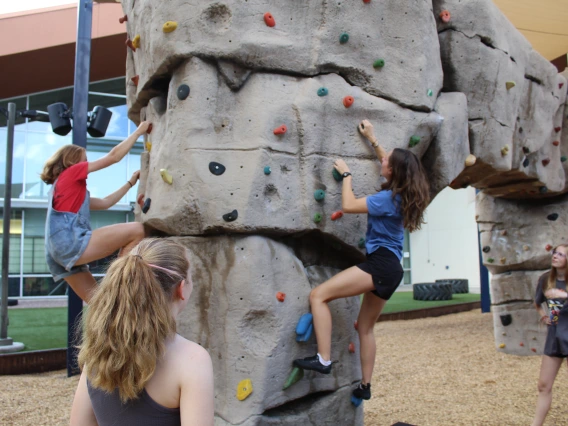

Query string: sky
0 1 76 15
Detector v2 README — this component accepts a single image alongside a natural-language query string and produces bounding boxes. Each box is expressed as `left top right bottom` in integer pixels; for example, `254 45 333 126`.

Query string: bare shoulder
172 335 212 371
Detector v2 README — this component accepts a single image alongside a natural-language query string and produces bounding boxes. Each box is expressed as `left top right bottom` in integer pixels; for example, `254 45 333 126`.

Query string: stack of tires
412 282 453 301
436 279 469 294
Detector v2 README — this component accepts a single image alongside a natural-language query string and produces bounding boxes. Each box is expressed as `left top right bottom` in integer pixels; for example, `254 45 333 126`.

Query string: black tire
1 299 18 307
436 279 469 294
413 283 453 301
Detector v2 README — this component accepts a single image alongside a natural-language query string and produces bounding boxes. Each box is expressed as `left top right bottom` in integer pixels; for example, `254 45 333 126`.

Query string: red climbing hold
542 158 550 167
343 96 354 108
331 211 343 221
354 320 358 331
276 292 286 302
264 12 275 27
553 141 560 146
119 15 128 24
348 342 355 353
519 342 524 347
555 127 562 133
125 38 136 52
560 83 565 89
531 348 537 353
147 123 153 134
131 75 139 86
363 0 371 3
273 125 287 135
546 244 553 252
439 10 451 23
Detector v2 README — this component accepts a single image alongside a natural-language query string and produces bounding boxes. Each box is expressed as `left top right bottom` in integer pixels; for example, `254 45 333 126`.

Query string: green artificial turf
381 291 481 314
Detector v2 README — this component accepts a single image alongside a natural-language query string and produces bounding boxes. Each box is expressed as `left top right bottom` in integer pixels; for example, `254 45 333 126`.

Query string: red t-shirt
52 162 88 213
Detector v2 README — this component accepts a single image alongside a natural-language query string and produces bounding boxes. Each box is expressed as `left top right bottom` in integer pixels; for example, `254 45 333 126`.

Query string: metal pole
0 103 16 346
67 0 93 377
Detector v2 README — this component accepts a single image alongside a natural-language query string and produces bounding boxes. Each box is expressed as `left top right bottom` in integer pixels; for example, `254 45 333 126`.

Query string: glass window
0 98 27 128
402 230 411 284
23 276 66 297
0 209 22 274
86 151 128 202
0 129 26 199
22 209 49 274
8 277 20 298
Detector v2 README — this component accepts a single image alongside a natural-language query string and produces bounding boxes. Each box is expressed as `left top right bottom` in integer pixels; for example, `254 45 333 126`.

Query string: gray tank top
87 381 180 426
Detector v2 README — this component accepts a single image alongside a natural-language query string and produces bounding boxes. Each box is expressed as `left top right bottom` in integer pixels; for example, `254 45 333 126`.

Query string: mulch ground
2 310 567 425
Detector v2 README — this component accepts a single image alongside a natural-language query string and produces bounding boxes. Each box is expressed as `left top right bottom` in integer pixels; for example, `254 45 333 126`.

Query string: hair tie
133 254 143 260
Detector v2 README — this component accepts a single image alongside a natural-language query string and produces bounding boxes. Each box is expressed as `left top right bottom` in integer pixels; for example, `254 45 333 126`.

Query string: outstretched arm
358 120 387 162
90 171 140 210
88 122 150 174
334 159 368 214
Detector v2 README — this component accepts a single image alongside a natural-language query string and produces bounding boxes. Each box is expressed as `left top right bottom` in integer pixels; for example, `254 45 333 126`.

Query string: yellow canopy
494 0 568 60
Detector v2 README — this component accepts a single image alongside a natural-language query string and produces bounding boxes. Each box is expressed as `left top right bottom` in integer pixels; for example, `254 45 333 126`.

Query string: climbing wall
120 0 567 422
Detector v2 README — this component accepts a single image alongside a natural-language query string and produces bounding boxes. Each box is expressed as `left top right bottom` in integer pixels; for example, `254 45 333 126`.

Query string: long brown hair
78 238 190 403
40 144 85 184
544 244 568 292
381 148 430 232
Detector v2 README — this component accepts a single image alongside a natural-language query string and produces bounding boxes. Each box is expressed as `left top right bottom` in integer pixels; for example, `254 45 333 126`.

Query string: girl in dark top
70 238 214 426
40 122 150 302
293 120 430 401
532 244 568 426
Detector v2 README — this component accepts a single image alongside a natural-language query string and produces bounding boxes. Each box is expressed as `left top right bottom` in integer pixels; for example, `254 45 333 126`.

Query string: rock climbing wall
120 0 567 421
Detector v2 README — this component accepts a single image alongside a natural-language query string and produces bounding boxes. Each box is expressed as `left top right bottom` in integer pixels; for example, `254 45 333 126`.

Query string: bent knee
537 380 553 394
309 287 325 304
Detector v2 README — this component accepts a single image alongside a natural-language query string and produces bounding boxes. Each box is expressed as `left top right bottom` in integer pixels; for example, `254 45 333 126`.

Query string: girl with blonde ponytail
70 238 214 426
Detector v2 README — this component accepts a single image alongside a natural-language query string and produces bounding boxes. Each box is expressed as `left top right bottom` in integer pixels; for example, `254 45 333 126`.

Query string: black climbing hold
142 198 151 214
522 157 529 168
482 246 490 253
540 186 548 194
547 213 559 221
522 147 530 154
223 209 238 222
500 314 512 327
177 84 190 100
209 162 226 176
332 168 343 182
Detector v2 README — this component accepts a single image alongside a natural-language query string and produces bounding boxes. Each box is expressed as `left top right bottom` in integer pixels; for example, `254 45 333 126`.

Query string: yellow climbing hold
160 169 173 185
132 34 141 49
465 154 476 167
506 81 516 90
501 145 509 156
163 21 178 33
237 378 253 401
499 343 506 348
145 141 152 152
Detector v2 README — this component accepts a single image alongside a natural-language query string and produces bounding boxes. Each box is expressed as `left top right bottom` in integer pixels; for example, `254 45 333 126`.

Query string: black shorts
356 247 404 300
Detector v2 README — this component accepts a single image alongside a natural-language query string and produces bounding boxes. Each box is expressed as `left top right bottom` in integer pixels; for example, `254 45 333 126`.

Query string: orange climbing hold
131 75 139 86
349 342 355 353
553 141 560 146
125 38 136 52
147 123 153 134
119 15 128 24
439 10 451 23
276 292 286 302
343 96 354 108
331 211 343 221
519 342 524 347
264 12 275 27
546 244 553 252
531 348 537 353
273 125 287 135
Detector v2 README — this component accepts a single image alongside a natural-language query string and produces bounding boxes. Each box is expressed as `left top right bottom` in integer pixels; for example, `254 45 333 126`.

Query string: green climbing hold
317 87 329 97
358 238 366 249
264 166 271 175
313 213 322 223
562 156 567 163
427 89 433 97
487 258 495 264
373 59 385 68
409 135 421 148
339 33 349 44
282 367 304 390
314 189 325 201
332 168 343 182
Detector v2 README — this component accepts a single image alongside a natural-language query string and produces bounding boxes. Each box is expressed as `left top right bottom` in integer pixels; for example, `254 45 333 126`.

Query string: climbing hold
147 123 153 134
177 84 190 100
540 186 548 194
542 158 550 167
501 145 509 156
505 81 516 90
236 379 253 401
264 166 271 175
502 332 506 336
358 238 366 249
351 395 363 407
119 15 127 24
363 0 371 3
546 244 553 252
317 87 329 97
296 323 313 342
282 367 304 390
163 21 178 33
499 343 506 349
160 169 173 185
555 127 562 133
313 213 323 223
523 245 530 251
142 198 151 214
522 157 530 168
223 210 238 222
439 10 451 23
482 246 490 253
487 258 495 263
131 75 139 86
519 342 524 347
500 257 506 265
343 96 354 108
125 38 136 52
562 156 567 163
145 141 152 152
209 162 226 176
547 213 559 221
500 314 512 327
354 320 358 330
560 83 565 89
332 168 343 182
314 189 326 201
465 154 476 167
273 125 287 135
409 135 421 148
296 313 313 336
348 342 356 354
533 337 537 341
276 292 286 302
264 12 275 27
427 89 433 97
331 211 343 221
500 230 507 236
553 141 560 146
373 59 385 68
522 147 530 154
132 34 141 49
531 348 537 353
339 33 349 44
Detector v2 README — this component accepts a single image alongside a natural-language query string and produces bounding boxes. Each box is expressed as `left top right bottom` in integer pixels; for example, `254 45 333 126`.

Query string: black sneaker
352 383 371 400
293 354 332 374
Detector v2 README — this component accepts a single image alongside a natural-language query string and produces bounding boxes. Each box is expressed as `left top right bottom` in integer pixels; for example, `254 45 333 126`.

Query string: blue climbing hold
264 166 271 175
332 168 343 182
339 33 349 44
296 313 313 335
317 87 329 97
296 324 313 343
351 395 363 407
177 84 190 100
314 189 326 201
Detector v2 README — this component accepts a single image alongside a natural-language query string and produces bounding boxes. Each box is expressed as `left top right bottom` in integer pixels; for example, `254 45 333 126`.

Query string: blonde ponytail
78 238 189 403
